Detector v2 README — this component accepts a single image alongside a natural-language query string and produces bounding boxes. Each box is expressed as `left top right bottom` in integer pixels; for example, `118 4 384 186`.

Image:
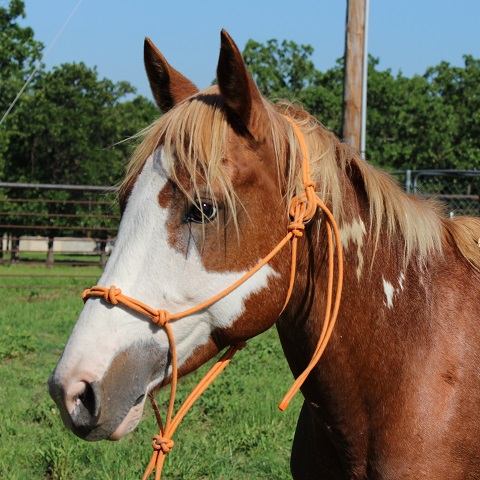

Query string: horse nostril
65 380 101 423
133 394 145 407
77 382 97 417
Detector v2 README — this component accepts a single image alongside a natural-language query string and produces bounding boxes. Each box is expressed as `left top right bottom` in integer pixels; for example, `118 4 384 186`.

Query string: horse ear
217 29 269 140
144 37 199 112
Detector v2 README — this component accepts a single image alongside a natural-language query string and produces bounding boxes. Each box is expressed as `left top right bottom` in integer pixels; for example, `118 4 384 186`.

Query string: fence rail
0 182 119 273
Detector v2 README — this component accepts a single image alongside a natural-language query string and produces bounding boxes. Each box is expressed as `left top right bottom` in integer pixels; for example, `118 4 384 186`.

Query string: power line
0 0 84 128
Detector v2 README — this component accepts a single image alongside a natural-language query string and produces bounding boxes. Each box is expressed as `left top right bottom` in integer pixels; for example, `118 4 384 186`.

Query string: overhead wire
0 0 84 128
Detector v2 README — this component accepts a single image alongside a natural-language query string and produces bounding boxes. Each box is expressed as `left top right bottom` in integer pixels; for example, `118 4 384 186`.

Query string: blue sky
18 0 480 100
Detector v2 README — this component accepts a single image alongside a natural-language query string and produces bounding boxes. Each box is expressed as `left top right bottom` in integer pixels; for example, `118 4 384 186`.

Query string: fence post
100 240 107 269
47 237 54 269
405 170 411 194
11 237 19 263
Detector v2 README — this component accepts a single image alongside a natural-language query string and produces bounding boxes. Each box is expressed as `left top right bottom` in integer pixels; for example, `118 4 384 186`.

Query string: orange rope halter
82 115 343 479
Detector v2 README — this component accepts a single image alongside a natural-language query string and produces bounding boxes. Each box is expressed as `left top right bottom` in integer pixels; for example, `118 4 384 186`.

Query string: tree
365 61 444 170
2 61 158 252
297 60 344 136
4 62 157 185
0 1 161 262
366 56 480 171
242 39 343 134
424 56 480 169
242 38 480 171
243 39 316 99
0 0 43 176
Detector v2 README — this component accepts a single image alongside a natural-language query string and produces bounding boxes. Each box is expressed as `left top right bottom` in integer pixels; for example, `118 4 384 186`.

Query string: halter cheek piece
82 115 344 479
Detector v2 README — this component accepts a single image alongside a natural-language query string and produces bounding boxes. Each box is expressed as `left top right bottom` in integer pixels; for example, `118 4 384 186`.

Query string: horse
49 30 480 479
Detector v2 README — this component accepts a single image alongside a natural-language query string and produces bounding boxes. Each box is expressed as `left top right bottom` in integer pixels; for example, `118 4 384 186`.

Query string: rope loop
152 310 171 326
152 435 174 454
81 289 90 303
288 192 317 233
289 194 308 218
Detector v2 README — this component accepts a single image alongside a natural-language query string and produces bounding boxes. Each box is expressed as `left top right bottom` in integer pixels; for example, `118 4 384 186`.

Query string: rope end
278 383 300 412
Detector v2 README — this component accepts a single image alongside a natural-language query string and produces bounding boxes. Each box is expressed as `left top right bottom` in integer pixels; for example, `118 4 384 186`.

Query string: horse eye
186 201 217 224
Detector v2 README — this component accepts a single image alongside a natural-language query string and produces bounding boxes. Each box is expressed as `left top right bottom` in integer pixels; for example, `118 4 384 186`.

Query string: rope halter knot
82 285 122 304
152 310 171 326
152 435 174 454
105 286 121 305
287 218 306 238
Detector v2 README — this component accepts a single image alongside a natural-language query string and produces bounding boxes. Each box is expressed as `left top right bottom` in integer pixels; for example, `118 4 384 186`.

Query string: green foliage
1 185 120 241
243 39 316 98
4 2 479 184
363 55 480 170
4 62 156 186
0 0 42 76
424 55 480 168
244 38 344 135
366 65 435 169
297 59 344 135
242 39 480 171
0 0 44 176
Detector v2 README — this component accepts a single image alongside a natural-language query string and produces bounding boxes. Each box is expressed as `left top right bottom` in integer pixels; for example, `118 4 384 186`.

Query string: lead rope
81 115 343 479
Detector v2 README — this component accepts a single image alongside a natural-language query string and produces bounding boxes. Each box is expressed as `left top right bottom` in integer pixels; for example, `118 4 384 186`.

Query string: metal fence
391 170 480 218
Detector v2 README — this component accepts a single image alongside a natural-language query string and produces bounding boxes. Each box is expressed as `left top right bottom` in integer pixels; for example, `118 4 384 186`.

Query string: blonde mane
122 87 480 270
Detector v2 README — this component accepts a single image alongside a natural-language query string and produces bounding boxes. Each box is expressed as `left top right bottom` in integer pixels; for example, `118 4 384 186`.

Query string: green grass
0 264 301 479
0 262 103 290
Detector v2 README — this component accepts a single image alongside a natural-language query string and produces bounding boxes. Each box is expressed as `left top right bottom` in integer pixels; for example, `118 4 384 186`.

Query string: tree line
1 0 479 246
243 39 480 171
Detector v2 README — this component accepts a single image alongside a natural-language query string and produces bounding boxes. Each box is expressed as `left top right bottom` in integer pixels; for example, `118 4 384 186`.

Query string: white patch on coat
382 277 395 309
54 147 278 399
339 217 367 280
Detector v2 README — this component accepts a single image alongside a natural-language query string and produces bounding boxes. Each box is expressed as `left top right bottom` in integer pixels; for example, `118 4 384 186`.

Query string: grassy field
0 263 302 479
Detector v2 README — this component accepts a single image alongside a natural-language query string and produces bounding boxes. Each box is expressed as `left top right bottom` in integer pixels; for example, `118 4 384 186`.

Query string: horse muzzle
48 338 165 441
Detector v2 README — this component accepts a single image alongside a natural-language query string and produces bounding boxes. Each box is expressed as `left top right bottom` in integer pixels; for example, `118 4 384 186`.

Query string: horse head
48 30 296 442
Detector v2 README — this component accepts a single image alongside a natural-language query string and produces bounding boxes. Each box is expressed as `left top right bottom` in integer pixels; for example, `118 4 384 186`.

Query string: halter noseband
82 114 343 479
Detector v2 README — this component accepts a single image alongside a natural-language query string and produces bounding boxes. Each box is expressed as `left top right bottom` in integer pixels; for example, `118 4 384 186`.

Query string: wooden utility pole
342 0 367 154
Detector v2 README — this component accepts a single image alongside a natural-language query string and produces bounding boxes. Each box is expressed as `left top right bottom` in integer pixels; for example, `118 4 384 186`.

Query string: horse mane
122 86 480 271
441 216 480 272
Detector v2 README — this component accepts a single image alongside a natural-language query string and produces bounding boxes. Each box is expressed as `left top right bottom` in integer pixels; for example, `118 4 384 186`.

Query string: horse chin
107 402 146 440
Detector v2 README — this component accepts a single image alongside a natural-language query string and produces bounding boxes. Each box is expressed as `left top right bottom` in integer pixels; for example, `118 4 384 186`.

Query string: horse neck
276 160 411 415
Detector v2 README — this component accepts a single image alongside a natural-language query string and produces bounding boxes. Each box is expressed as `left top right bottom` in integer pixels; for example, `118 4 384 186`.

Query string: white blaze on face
339 217 367 280
56 147 277 393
